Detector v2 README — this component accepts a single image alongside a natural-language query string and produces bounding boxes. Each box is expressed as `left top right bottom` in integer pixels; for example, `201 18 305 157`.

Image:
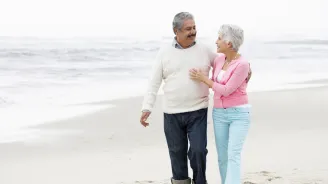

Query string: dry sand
0 86 328 184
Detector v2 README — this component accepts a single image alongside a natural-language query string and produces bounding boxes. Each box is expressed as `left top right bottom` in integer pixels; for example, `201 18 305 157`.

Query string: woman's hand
189 68 214 88
189 68 206 82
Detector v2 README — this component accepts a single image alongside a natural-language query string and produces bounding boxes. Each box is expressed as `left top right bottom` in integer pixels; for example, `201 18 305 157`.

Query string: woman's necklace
223 54 239 69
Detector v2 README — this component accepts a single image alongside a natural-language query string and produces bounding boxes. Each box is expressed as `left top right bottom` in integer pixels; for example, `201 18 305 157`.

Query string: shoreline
1 78 328 143
1 82 328 144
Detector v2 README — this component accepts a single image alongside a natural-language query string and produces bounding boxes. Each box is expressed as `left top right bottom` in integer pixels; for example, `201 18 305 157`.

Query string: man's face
175 19 197 46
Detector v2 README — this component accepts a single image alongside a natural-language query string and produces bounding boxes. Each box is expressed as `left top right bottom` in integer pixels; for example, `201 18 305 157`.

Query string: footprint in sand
243 171 286 184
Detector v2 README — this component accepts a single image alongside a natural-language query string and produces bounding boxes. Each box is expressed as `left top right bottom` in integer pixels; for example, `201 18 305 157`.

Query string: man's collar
172 37 196 49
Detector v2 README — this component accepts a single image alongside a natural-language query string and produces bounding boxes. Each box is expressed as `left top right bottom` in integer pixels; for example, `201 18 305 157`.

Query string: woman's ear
228 42 233 49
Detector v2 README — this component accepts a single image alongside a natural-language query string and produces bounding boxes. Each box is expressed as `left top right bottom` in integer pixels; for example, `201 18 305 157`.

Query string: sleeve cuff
212 82 218 92
141 104 153 112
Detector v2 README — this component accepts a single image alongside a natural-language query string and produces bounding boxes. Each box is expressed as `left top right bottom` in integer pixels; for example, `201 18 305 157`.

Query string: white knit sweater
142 43 217 114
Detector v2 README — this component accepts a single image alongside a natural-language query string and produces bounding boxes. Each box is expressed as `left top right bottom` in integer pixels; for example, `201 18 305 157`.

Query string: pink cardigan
211 54 250 108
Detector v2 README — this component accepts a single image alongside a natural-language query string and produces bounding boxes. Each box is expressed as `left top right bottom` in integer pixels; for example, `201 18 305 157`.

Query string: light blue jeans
212 106 251 184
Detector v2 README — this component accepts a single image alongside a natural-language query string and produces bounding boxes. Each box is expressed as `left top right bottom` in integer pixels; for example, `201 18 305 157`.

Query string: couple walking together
140 12 252 184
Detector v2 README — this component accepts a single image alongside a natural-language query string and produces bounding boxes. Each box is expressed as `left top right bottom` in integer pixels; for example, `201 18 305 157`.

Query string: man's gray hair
172 12 194 33
218 24 244 51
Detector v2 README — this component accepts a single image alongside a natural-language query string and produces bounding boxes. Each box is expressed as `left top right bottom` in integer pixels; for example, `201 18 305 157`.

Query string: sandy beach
1 84 328 184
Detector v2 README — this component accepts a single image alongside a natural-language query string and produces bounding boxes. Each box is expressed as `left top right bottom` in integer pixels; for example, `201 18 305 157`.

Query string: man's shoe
171 178 192 184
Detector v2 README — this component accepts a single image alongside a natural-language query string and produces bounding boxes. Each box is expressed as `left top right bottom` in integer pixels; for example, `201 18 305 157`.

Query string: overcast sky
0 0 327 39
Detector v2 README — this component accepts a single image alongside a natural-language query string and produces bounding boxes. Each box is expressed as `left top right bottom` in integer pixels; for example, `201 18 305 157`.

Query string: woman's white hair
218 24 244 51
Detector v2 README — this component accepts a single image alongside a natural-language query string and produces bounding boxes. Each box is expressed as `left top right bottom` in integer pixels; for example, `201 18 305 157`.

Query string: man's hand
140 111 151 127
246 64 252 83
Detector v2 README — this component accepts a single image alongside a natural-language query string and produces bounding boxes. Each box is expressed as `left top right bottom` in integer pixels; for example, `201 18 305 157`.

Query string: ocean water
1 36 328 142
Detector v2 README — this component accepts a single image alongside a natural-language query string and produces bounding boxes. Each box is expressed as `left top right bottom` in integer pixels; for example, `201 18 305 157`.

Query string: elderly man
140 12 214 184
140 12 250 184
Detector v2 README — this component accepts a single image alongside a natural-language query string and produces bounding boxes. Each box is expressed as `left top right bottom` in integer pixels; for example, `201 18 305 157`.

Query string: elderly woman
189 24 250 184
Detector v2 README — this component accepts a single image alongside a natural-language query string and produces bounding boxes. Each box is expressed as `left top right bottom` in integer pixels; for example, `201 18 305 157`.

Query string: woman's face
216 35 230 53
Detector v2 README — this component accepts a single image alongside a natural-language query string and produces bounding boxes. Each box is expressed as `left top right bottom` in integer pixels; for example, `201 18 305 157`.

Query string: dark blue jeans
164 108 208 184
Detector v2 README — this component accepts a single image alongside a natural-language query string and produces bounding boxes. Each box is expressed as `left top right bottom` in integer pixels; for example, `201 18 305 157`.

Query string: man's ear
173 28 178 35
